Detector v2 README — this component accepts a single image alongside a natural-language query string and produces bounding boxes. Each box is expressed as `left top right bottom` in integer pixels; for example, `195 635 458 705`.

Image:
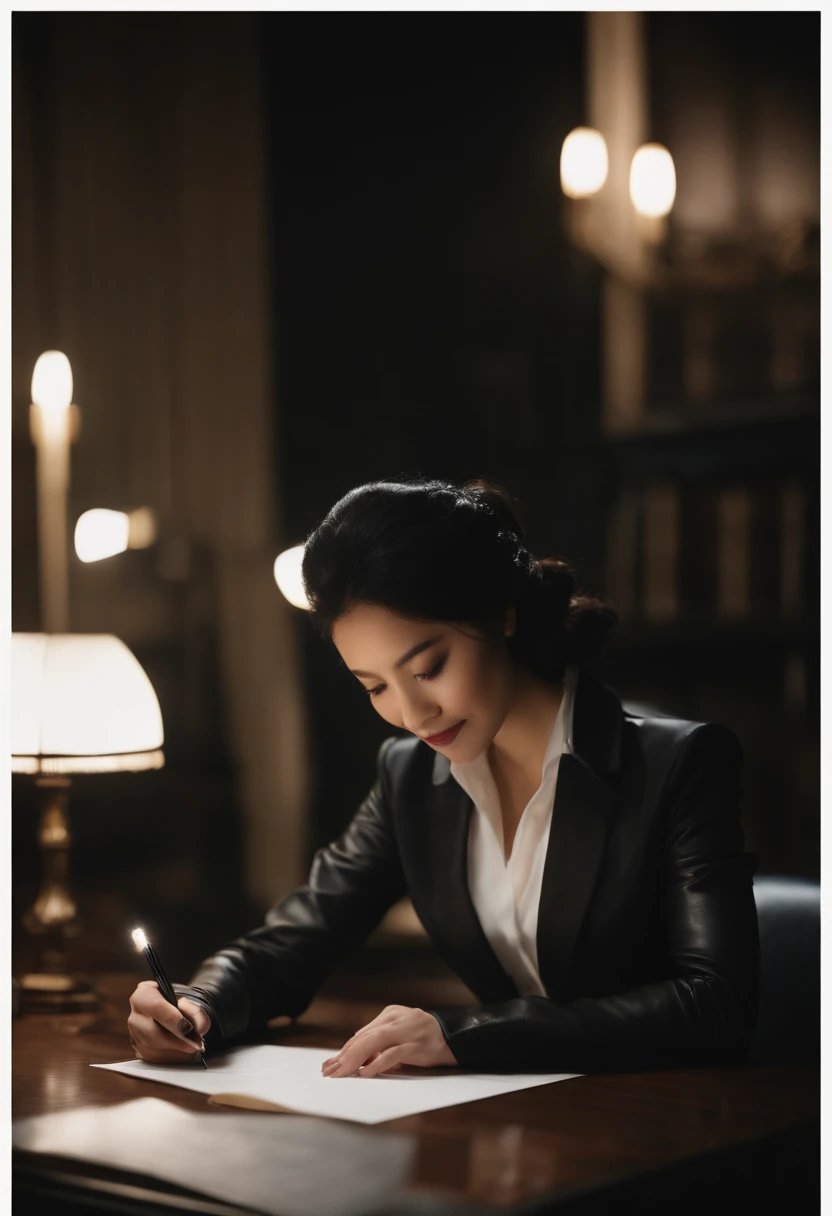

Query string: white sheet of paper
93 1044 583 1124
14 1097 415 1216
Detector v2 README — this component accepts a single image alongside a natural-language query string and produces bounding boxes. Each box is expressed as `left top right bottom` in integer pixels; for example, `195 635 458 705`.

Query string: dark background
12 13 819 982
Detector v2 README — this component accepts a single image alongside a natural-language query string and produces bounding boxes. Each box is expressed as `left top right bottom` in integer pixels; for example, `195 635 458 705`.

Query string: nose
398 686 442 738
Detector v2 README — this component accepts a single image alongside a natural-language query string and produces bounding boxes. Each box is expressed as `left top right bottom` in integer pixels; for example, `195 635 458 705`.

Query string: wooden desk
13 972 819 1216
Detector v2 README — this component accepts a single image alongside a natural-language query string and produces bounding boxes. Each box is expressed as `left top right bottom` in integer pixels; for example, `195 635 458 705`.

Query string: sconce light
629 143 676 218
273 545 310 610
29 351 81 633
31 351 76 432
74 508 158 563
559 128 676 281
560 127 609 199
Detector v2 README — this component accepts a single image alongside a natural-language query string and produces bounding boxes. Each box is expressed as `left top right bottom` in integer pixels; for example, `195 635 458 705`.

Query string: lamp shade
12 634 164 774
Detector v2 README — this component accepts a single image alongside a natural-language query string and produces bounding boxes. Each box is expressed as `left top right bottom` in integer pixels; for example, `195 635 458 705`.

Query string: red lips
421 720 465 746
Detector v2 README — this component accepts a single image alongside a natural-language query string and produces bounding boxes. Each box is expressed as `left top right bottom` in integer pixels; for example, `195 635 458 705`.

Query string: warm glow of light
31 351 74 414
560 128 609 199
132 928 148 951
128 507 158 550
75 509 130 562
629 144 676 217
74 507 158 562
273 545 310 610
11 750 164 775
11 633 165 773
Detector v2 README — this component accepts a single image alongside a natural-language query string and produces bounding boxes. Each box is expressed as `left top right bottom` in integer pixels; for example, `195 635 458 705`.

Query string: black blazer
178 667 760 1073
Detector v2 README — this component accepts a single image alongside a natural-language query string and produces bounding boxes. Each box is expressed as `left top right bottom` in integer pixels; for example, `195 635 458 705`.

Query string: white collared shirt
450 664 578 998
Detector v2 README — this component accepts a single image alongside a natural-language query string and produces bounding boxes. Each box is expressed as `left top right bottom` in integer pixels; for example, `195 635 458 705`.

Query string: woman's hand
127 980 211 1064
321 1005 457 1077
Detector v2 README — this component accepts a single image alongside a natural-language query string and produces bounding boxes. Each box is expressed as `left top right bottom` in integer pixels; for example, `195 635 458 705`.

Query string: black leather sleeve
174 736 408 1047
429 724 761 1073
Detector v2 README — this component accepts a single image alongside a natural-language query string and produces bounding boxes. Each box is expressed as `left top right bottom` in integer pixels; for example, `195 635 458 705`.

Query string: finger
322 1025 376 1066
130 982 207 1043
338 1025 379 1055
129 979 165 1010
129 1011 202 1055
130 985 204 1047
322 1047 382 1075
129 1010 203 1057
131 1040 207 1066
177 998 211 1039
131 982 208 1031
326 1027 397 1077
358 1045 408 1078
325 1007 402 1065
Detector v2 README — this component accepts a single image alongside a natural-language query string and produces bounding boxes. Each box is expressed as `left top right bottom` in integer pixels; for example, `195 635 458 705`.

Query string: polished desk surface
13 972 819 1214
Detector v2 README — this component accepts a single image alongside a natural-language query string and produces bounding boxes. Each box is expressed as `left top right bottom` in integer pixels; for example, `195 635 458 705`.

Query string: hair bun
532 557 574 617
509 554 617 676
537 556 573 586
563 594 619 664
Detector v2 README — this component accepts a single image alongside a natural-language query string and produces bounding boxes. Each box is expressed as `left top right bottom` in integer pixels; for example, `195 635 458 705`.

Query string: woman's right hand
127 980 212 1064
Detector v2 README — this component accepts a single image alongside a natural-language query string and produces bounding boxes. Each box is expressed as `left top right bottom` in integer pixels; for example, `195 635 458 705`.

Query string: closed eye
364 657 446 698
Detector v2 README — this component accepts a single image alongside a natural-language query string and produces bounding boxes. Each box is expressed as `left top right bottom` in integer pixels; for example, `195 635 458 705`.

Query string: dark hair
301 476 617 682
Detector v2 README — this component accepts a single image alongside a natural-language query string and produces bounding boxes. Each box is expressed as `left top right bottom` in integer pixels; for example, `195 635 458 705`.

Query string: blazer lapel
422 751 519 1002
536 668 623 1002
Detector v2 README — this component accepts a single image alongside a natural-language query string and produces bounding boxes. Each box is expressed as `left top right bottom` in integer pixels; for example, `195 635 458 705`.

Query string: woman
128 476 760 1076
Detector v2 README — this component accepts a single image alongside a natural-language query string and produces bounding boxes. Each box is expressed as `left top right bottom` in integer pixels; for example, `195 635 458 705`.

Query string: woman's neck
488 666 566 789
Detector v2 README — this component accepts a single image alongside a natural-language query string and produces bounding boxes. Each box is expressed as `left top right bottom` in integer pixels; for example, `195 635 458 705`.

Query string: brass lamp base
19 776 100 1014
18 971 99 1013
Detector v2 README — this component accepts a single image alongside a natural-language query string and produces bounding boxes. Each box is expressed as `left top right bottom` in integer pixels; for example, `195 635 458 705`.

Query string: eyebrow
350 635 443 680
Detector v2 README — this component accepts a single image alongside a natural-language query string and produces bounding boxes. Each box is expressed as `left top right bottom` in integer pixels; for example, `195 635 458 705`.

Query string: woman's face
331 602 517 763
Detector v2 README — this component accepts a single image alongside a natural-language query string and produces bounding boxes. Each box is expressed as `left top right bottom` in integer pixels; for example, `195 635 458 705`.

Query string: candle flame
132 927 148 951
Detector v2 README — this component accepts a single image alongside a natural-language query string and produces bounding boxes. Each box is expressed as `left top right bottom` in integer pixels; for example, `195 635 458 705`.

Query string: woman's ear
503 607 517 638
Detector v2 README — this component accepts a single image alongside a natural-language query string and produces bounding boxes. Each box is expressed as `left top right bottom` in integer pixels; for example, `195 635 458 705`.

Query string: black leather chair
747 874 820 1066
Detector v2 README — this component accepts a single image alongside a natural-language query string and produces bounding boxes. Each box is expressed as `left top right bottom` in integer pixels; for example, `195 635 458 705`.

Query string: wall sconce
560 127 608 199
74 508 158 564
273 545 310 610
73 507 197 584
29 351 80 633
559 126 677 285
629 143 676 218
560 128 676 218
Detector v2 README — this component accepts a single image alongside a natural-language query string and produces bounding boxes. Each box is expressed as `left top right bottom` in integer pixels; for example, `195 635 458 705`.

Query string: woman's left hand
321 1005 458 1077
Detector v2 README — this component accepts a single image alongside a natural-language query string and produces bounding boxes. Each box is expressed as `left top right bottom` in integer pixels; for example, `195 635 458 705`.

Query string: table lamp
12 632 164 1012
